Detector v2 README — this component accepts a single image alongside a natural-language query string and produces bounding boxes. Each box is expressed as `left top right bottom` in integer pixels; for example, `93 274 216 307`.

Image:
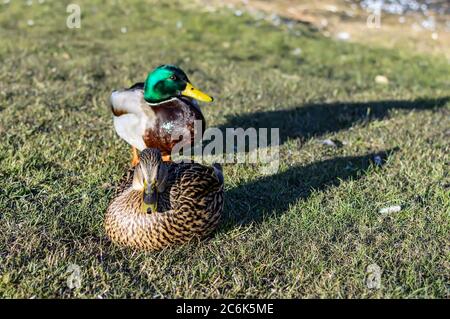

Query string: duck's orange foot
131 147 139 167
131 157 139 167
162 154 171 162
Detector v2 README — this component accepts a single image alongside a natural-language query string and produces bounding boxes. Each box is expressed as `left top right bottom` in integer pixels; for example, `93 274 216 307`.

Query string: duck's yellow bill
181 82 214 102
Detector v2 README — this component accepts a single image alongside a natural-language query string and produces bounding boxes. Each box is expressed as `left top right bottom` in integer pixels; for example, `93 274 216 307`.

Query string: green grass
0 0 449 298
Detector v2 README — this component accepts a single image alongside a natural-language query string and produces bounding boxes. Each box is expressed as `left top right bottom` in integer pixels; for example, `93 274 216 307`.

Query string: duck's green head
143 64 213 104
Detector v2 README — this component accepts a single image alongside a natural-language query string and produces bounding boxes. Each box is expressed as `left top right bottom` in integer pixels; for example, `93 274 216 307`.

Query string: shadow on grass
222 148 398 227
219 97 449 144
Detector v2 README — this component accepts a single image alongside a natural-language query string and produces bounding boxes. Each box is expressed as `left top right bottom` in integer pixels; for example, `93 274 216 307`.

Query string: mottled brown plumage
105 148 224 250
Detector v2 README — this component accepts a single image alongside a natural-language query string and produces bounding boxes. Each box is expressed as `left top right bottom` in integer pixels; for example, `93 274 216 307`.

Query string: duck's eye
170 75 177 81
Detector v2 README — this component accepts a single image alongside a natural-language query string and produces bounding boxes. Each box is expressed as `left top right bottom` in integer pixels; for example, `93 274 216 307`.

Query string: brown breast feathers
143 97 206 156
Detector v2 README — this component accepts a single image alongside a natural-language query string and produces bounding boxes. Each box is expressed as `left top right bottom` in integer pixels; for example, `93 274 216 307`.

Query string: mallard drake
105 148 224 250
110 65 213 165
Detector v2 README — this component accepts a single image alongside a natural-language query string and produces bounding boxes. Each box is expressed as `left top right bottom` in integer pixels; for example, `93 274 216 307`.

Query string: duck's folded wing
127 82 144 90
110 82 145 116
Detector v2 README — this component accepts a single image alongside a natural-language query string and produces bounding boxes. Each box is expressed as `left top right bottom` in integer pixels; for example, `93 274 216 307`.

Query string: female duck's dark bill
142 180 158 213
181 82 214 102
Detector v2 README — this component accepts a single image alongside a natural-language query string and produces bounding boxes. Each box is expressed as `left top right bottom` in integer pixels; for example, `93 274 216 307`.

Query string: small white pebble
26 0 33 6
337 32 350 41
321 139 337 147
291 48 302 56
234 10 243 17
366 263 382 289
3 0 10 4
27 19 34 26
398 16 405 24
270 14 281 26
421 17 436 31
375 75 389 84
176 21 183 29
120 27 127 33
324 5 338 13
373 155 382 166
379 205 402 215
431 32 438 40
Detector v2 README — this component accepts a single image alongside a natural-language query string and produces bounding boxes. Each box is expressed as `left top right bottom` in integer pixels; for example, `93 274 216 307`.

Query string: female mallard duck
110 65 214 165
105 148 224 250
